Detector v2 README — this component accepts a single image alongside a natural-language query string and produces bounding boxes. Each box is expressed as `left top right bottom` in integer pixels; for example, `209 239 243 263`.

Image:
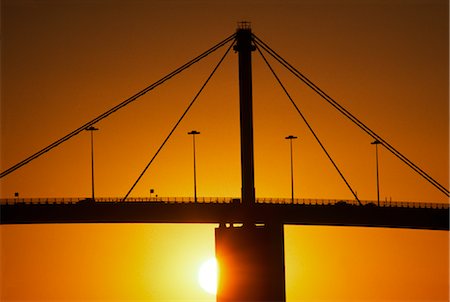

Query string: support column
215 223 286 302
215 23 286 302
234 23 256 207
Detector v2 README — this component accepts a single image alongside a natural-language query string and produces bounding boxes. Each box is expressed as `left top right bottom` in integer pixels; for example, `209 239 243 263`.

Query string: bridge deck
1 199 448 230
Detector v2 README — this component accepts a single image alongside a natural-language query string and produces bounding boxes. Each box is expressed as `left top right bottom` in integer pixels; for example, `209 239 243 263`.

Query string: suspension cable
0 33 236 179
253 35 449 197
255 44 361 204
122 39 235 200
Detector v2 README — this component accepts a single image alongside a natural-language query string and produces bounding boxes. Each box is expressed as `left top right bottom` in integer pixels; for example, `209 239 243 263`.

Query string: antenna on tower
237 21 251 30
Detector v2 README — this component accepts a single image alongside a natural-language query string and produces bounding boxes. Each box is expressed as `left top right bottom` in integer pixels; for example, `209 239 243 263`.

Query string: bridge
1 197 448 230
1 23 448 301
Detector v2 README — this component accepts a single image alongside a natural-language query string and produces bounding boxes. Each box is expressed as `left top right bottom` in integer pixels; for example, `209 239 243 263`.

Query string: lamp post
285 135 298 203
371 140 381 206
188 130 200 203
86 126 99 201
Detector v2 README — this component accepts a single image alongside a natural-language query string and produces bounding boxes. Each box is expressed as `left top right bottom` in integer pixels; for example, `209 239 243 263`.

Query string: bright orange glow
198 257 218 295
1 224 448 301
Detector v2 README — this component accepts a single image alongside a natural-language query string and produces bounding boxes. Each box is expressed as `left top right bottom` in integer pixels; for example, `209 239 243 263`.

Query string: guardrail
0 197 235 204
262 198 449 209
0 197 448 209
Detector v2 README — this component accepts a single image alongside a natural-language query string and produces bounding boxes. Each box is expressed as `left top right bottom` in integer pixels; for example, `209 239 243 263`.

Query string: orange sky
1 0 449 301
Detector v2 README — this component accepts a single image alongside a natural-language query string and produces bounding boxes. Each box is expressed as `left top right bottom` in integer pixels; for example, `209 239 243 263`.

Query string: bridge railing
0 197 85 205
258 197 449 209
0 196 237 205
0 197 448 209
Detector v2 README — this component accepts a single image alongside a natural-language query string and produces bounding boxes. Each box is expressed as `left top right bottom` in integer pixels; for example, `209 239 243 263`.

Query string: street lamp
285 135 298 203
86 126 99 201
188 130 200 203
371 140 381 206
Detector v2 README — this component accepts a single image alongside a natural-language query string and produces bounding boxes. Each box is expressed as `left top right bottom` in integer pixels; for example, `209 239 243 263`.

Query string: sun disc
198 257 218 295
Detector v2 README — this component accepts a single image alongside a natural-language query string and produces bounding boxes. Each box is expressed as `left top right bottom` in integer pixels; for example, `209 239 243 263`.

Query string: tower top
237 21 251 30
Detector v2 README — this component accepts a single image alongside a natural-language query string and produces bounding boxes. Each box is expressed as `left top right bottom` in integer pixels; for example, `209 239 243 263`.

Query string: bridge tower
215 22 286 302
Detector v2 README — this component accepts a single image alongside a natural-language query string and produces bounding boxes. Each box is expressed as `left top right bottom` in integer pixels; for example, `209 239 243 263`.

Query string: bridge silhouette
1 23 448 301
1 197 448 230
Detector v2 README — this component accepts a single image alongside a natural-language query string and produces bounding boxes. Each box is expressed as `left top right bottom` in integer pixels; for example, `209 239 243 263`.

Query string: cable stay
3 29 447 199
0 33 236 179
255 44 361 204
253 34 449 198
122 37 236 200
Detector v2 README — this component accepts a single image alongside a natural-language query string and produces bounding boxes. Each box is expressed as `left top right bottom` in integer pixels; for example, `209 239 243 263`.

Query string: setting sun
198 257 218 295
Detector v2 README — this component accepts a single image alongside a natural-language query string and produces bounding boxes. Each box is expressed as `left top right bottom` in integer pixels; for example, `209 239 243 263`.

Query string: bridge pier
215 223 286 302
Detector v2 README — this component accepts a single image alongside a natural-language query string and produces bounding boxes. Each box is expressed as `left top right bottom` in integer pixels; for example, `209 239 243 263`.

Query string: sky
1 0 449 301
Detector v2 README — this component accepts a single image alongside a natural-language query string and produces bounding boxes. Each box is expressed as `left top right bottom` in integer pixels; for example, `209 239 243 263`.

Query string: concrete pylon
215 23 286 302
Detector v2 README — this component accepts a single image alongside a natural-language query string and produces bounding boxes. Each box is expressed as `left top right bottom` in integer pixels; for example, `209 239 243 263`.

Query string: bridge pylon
215 23 286 302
